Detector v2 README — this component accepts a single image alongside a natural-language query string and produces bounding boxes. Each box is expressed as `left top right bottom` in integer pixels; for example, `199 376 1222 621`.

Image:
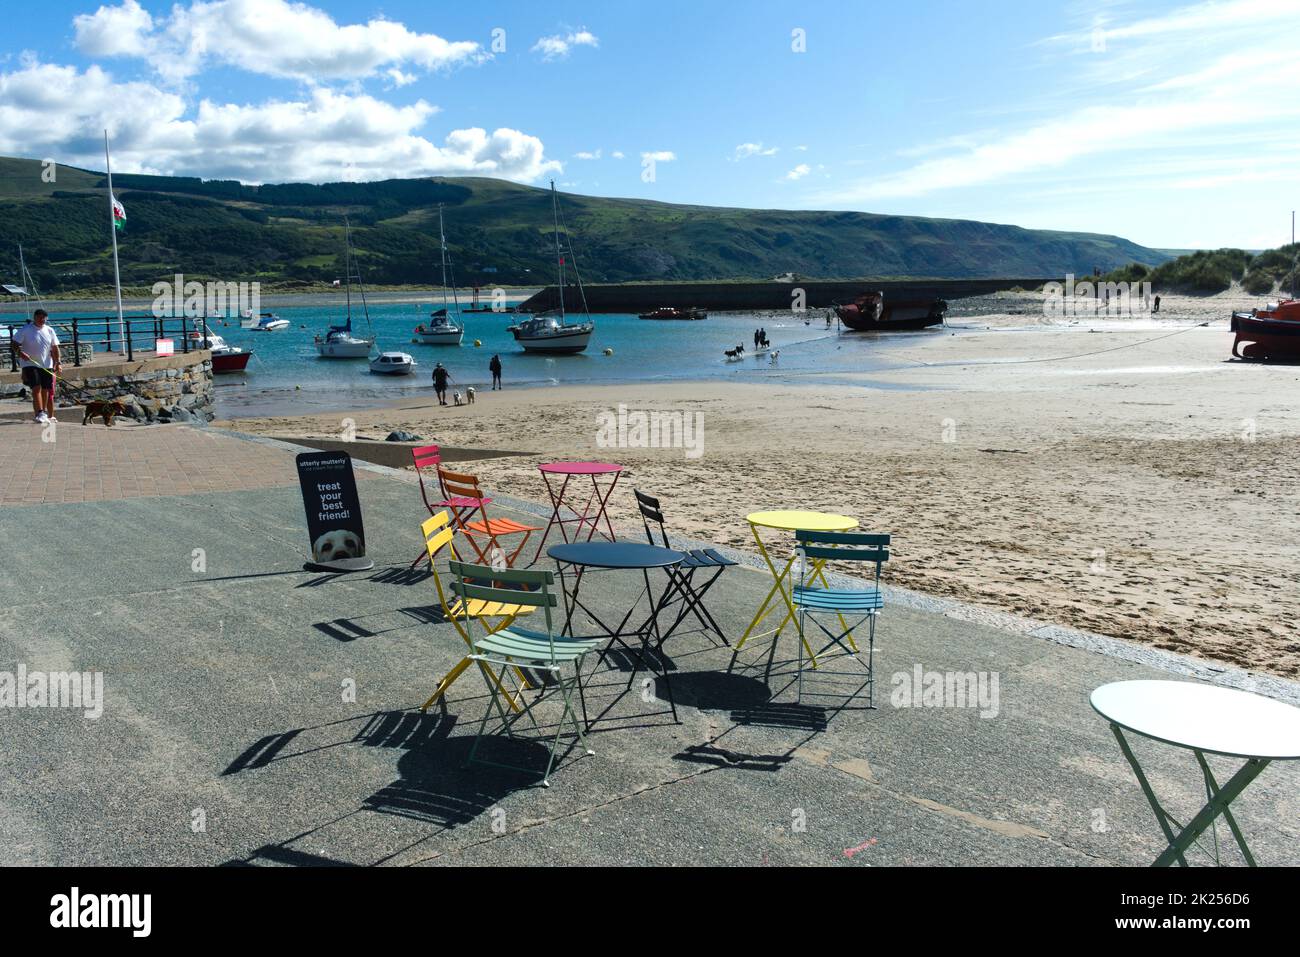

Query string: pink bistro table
531 461 625 564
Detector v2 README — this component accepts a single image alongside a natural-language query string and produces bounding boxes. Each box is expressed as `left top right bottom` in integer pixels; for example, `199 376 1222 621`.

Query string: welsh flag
112 194 126 231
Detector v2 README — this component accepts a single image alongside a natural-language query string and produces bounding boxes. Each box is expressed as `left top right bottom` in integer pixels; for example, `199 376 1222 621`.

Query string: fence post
126 320 134 362
182 315 190 354
72 319 82 367
7 325 15 372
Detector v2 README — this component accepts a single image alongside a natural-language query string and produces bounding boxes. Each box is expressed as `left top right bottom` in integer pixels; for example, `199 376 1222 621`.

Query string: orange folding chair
409 445 494 569
418 510 535 712
437 464 541 568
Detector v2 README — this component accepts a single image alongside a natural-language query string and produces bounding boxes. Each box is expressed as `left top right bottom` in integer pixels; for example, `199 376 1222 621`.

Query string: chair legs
795 608 877 709
465 656 594 787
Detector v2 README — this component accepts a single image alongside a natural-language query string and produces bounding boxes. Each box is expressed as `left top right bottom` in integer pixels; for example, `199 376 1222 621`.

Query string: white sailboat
316 221 376 358
413 205 464 346
507 181 594 354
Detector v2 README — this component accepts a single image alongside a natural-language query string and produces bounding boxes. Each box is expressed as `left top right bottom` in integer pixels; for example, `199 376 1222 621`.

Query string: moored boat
412 206 465 346
507 181 595 354
1231 299 1300 361
834 291 947 331
192 324 252 373
369 351 417 375
316 221 376 359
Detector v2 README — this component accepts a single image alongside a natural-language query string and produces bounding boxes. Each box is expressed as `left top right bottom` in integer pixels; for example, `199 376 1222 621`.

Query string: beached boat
369 351 417 375
834 292 947 331
507 182 594 354
412 206 465 346
1231 299 1300 361
316 222 376 359
638 306 707 320
191 324 252 373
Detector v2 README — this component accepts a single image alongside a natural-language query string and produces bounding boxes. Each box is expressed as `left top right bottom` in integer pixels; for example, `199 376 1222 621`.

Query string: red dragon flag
111 195 126 231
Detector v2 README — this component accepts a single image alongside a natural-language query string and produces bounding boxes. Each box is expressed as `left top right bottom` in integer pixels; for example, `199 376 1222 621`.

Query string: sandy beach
222 291 1300 678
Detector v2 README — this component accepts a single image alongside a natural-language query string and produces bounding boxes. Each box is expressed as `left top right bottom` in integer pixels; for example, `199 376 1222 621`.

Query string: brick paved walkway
0 419 368 505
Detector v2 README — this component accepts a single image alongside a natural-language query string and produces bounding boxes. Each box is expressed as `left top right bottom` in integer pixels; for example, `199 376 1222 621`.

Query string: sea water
33 300 945 417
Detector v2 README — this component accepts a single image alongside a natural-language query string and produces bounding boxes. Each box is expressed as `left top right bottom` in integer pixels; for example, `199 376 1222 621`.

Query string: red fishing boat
833 291 947 331
191 327 253 373
1230 299 1300 361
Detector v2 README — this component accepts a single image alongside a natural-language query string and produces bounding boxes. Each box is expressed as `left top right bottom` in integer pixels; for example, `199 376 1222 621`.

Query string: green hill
0 155 1168 295
1098 245 1298 295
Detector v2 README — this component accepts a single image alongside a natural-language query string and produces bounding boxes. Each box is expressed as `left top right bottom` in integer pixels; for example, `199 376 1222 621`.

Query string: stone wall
1 350 215 423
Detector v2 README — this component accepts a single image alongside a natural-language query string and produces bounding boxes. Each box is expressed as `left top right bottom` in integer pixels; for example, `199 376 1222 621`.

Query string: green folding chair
792 530 890 708
450 559 603 787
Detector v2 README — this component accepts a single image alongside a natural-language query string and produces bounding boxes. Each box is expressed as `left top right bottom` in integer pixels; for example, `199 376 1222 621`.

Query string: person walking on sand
489 354 502 390
432 362 453 405
1153 294 1161 314
753 328 761 350
11 308 61 424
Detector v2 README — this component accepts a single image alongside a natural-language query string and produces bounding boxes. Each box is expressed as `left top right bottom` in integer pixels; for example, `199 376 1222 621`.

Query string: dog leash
12 348 108 403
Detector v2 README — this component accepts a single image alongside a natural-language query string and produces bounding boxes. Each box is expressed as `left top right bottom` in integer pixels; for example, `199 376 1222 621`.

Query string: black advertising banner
295 450 373 570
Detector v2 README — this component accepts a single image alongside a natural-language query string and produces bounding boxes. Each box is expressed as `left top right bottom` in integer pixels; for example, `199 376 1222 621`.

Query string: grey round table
1090 680 1300 866
549 541 685 726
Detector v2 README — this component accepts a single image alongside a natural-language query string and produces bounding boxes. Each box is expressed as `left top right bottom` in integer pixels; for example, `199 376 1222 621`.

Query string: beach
221 291 1300 679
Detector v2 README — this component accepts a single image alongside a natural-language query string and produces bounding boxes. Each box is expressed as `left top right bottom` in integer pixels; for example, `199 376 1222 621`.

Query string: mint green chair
450 559 603 787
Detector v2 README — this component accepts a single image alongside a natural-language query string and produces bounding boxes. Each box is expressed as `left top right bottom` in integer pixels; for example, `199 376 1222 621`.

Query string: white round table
1091 680 1300 866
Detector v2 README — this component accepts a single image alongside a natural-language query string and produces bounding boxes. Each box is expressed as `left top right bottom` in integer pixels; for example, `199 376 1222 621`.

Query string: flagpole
104 130 125 354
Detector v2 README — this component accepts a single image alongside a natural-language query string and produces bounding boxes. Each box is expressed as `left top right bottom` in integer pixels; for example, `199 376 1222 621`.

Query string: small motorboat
191 327 252 373
638 306 707 320
507 312 594 354
834 292 947 331
246 313 289 332
413 308 464 346
370 351 417 375
1230 299 1300 361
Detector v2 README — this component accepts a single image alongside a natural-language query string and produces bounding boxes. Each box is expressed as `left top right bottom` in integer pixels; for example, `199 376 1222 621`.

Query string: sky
0 0 1297 250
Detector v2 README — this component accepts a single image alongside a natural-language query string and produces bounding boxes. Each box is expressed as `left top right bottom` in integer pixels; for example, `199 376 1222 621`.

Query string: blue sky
1 0 1297 249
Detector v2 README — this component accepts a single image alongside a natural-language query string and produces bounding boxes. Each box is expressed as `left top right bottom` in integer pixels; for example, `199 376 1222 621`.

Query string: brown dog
82 399 127 427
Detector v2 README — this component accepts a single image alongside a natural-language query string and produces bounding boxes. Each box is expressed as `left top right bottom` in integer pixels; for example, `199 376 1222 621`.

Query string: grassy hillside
0 155 1167 295
1097 245 1298 295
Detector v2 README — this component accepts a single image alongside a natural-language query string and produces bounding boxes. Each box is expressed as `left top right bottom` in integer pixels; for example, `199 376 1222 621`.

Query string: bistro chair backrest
412 445 442 510
447 560 559 658
633 489 671 548
794 529 890 587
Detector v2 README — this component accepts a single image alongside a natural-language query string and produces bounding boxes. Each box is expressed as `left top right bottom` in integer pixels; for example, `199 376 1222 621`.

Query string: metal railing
5 314 201 371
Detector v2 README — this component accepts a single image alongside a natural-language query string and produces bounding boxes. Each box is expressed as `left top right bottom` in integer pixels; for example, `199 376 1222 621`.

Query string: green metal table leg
1192 750 1261 868
1112 724 1189 867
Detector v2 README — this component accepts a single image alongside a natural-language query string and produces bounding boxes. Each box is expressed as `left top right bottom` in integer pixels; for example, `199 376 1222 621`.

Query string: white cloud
785 163 811 180
816 0 1300 204
610 150 625 159
532 29 599 61
74 0 154 57
74 0 481 84
641 150 676 163
0 60 559 184
732 142 778 160
386 68 417 88
574 149 602 160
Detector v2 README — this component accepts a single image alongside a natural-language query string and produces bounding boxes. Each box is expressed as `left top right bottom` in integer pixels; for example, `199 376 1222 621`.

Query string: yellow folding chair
418 511 536 712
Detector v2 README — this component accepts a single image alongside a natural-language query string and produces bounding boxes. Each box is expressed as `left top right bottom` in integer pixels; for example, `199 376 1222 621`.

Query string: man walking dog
11 309 61 424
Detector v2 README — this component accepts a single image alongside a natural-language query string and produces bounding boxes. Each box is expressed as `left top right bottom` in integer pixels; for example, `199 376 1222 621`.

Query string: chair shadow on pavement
221 707 548 867
311 603 447 642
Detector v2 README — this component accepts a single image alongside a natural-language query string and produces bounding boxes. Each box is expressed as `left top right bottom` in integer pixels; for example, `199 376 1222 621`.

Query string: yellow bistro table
736 510 860 665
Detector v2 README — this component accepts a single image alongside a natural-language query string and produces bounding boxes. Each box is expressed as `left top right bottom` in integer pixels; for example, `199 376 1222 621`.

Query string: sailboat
413 205 464 346
316 221 376 358
507 182 594 354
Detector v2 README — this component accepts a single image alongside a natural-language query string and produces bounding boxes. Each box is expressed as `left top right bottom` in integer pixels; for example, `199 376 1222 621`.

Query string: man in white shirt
11 309 61 424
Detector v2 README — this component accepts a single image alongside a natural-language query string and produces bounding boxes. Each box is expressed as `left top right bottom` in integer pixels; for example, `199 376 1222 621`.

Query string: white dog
769 350 780 363
466 386 476 404
452 391 464 406
313 529 362 564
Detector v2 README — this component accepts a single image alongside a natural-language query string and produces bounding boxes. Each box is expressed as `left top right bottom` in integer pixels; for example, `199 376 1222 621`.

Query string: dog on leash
82 399 127 427
452 391 464 407
466 386 476 404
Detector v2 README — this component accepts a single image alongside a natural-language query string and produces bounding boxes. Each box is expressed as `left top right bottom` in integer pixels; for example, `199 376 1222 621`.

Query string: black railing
4 314 202 371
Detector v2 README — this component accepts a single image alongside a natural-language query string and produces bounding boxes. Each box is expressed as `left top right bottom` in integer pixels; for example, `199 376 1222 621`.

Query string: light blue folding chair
792 530 890 708
449 559 603 787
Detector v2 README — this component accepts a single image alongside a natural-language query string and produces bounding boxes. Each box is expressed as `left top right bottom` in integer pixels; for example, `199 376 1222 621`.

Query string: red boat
191 329 253 373
833 291 947 331
1230 299 1300 361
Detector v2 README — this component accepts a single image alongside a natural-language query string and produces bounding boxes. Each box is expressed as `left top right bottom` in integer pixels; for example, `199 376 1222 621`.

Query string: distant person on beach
12 308 60 424
1153 295 1161 314
489 354 502 390
753 329 761 350
432 363 452 405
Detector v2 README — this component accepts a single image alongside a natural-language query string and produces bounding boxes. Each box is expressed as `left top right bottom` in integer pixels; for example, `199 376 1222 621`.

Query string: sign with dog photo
295 451 373 571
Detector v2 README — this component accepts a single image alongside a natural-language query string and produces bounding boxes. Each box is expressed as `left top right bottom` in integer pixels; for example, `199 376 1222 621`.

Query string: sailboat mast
103 130 126 353
552 181 565 321
17 244 27 313
438 204 449 303
344 221 353 332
